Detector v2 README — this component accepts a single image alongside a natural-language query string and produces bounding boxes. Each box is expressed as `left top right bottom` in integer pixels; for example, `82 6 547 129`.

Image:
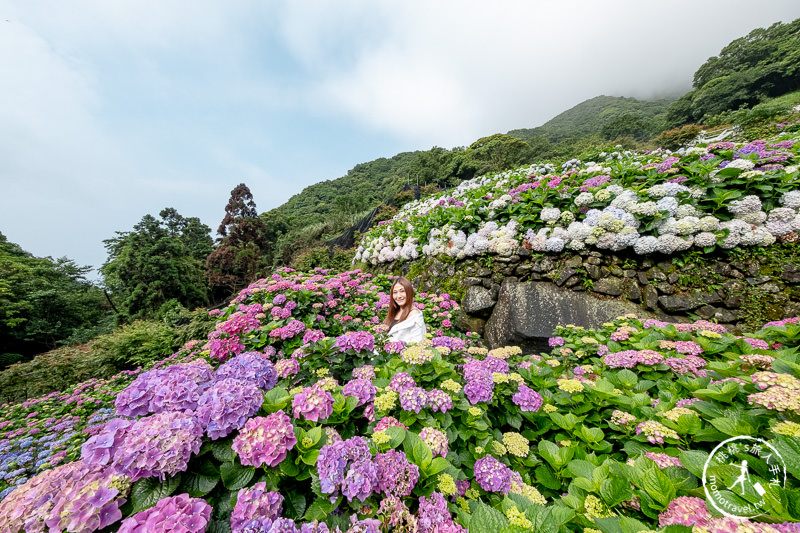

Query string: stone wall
369 246 800 348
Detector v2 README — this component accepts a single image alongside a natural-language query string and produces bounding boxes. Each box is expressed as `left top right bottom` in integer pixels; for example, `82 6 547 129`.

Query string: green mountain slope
508 95 674 143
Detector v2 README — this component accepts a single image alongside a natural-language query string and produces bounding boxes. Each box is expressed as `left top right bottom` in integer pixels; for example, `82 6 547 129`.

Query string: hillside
507 95 674 144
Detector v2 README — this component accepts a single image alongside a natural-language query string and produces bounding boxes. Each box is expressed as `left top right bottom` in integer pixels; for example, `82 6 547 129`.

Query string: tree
0 232 108 357
205 184 271 297
101 210 212 321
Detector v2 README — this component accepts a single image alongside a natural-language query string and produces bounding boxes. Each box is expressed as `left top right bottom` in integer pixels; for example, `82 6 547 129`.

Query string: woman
383 277 426 343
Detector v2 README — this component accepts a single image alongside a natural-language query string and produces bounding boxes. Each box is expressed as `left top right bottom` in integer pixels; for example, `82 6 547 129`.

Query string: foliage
0 232 110 358
102 209 212 321
0 308 215 404
2 267 799 532
652 124 705 151
206 184 272 298
290 247 356 273
509 95 673 144
667 18 800 127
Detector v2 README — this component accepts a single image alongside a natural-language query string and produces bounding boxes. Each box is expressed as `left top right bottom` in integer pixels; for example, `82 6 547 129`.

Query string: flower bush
0 266 799 532
356 131 800 263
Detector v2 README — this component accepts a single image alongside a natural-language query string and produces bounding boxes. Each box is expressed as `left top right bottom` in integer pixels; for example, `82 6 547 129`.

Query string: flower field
355 127 800 264
1 267 800 532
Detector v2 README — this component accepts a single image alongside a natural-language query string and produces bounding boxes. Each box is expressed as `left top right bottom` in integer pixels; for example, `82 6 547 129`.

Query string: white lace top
387 310 427 344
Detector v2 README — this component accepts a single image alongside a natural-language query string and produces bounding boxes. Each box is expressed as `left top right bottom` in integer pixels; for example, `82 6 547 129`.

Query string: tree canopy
101 209 212 321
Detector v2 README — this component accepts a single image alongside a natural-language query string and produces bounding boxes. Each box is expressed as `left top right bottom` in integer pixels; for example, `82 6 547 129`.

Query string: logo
702 435 787 519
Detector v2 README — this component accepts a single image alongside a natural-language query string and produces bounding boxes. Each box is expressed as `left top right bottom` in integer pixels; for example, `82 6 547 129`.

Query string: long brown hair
383 277 415 328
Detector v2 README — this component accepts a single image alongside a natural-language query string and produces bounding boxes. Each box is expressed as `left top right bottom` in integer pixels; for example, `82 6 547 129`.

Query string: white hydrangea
606 185 624 196
675 216 700 235
738 211 767 225
574 192 595 206
690 187 707 199
545 237 566 252
675 204 698 219
657 234 692 254
634 236 658 255
657 197 679 215
657 217 679 235
628 201 659 217
694 232 717 247
780 191 800 209
698 216 720 232
726 159 756 171
594 189 612 202
540 207 561 222
728 195 762 215
686 146 708 156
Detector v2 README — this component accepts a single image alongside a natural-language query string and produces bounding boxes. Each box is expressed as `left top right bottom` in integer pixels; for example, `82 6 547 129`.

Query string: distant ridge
508 94 675 143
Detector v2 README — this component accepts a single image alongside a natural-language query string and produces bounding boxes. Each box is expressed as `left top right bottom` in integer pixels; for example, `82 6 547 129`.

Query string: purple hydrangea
374 416 405 432
388 372 416 392
484 356 509 374
464 380 493 404
232 410 297 467
0 460 130 533
333 331 375 353
548 336 565 347
292 384 334 422
316 437 378 502
231 482 284 533
299 522 330 533
426 389 453 413
375 449 420 497
462 359 491 383
114 361 214 417
603 350 639 369
82 412 203 482
196 378 264 440
512 384 543 412
270 518 299 532
303 329 325 344
417 492 464 533
432 336 467 352
216 351 278 391
342 379 377 407
384 341 406 354
118 494 212 533
399 387 428 413
473 456 512 494
352 365 377 381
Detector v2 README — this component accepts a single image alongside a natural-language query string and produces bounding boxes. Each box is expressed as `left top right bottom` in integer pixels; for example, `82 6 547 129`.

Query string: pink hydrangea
231 482 284 533
419 427 448 458
233 410 297 468
118 494 211 533
658 497 711 528
292 384 334 422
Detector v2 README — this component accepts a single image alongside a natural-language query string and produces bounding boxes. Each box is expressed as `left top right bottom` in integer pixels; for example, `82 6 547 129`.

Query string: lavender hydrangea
196 378 263 440
0 460 131 533
342 379 377 407
276 358 300 378
352 365 377 381
512 384 543 412
118 494 212 533
216 351 278 391
231 482 284 533
375 449 420 497
114 361 214 417
426 389 453 413
464 380 493 404
473 456 512 494
292 384 334 422
316 437 378 502
417 492 464 533
232 410 297 468
399 387 428 413
388 372 416 392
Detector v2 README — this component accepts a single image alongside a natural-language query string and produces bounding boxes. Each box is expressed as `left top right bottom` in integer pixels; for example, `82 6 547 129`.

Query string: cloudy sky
1 1 798 276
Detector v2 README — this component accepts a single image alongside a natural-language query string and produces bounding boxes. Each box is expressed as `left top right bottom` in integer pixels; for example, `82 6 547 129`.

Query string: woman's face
392 284 407 307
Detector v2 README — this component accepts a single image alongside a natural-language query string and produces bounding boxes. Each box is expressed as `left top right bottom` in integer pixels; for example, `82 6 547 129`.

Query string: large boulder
484 279 653 351
462 286 496 316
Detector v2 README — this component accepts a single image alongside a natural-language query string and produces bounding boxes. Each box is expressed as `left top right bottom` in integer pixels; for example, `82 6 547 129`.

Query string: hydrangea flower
473 456 511 494
375 449 419 497
333 331 375 353
216 351 278 391
464 380 493 404
512 384 542 411
114 361 214 417
426 389 453 413
276 358 300 378
399 387 428 413
231 482 284 533
0 460 131 533
658 496 710 528
292 384 334 422
342 379 377 407
316 437 378 502
232 410 297 468
420 427 448 458
196 378 263 440
118 494 212 533
417 492 465 533
388 372 416 392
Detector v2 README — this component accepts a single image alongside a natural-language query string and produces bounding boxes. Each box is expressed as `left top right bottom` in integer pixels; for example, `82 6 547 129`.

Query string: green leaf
404 431 432 469
220 461 256 491
180 471 219 497
600 476 634 507
772 435 800 479
384 426 407 448
678 450 709 479
566 460 595 480
130 475 182 513
616 369 638 388
641 466 676 508
208 520 233 533
469 502 509 533
283 492 307 519
535 465 563 490
212 438 236 462
424 457 452 477
304 497 338 521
